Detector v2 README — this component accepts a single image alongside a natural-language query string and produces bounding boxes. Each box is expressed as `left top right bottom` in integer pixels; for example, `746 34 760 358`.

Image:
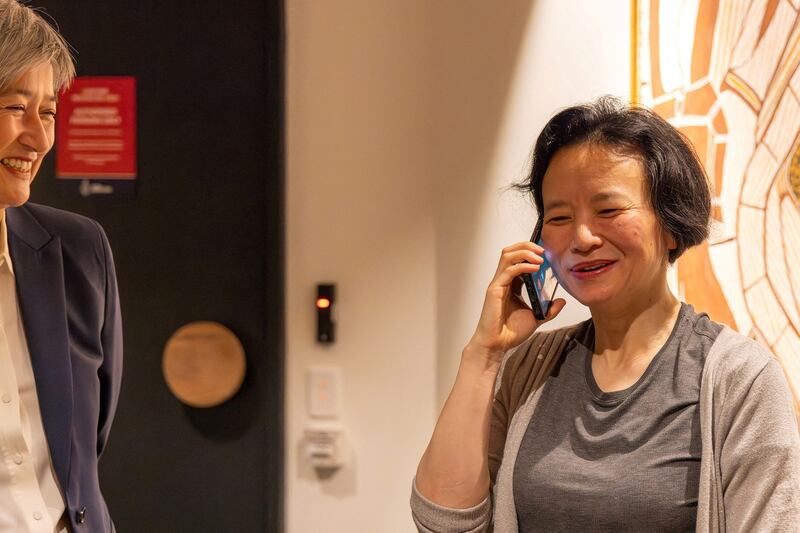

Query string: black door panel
30 2 284 531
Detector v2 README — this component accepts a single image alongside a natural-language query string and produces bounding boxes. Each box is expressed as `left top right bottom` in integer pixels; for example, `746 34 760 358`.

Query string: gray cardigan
411 325 800 532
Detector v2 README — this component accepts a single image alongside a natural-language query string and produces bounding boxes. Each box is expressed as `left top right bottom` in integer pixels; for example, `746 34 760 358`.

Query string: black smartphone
521 218 559 320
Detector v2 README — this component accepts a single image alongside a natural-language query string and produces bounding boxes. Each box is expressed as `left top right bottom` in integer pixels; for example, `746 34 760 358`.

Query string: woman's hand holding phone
417 241 566 508
467 242 566 366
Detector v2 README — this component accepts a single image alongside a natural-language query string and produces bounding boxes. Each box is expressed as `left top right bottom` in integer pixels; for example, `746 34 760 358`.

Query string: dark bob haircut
516 95 711 263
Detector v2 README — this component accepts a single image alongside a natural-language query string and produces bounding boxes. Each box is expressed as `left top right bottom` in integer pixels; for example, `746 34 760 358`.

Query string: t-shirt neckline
582 303 688 406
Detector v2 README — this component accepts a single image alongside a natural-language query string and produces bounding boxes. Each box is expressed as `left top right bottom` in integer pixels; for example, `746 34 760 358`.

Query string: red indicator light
316 297 331 309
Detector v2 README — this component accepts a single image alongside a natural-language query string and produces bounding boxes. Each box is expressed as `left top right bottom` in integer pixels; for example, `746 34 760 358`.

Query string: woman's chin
0 189 32 209
566 287 618 310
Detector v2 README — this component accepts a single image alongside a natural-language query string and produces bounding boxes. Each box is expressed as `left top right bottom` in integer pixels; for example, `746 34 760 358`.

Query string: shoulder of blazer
9 202 106 253
21 202 104 239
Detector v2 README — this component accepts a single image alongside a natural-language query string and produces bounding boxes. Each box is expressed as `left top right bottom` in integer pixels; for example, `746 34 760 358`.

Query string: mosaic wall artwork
635 0 800 413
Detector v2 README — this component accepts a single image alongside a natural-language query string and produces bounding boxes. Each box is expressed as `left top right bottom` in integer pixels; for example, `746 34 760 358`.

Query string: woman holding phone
411 96 800 532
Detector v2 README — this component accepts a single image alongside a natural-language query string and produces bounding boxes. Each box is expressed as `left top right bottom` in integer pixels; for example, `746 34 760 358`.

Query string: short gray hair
0 0 75 93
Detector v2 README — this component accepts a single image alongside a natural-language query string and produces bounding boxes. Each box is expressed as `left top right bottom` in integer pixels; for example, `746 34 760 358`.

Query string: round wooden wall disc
162 321 246 408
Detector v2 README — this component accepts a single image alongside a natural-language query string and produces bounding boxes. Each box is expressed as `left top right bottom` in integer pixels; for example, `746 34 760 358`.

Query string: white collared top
0 211 68 532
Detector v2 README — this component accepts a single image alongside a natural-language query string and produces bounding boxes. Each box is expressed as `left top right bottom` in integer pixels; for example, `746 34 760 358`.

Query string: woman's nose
19 113 52 154
570 222 602 253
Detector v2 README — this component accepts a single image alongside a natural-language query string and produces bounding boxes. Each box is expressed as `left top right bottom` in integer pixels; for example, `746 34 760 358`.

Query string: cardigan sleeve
719 357 800 532
410 479 492 533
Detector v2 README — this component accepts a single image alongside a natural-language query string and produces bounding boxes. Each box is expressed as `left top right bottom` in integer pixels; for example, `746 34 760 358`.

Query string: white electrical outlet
307 366 341 418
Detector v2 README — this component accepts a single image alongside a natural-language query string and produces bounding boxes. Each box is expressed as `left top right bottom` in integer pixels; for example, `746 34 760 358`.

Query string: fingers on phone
501 249 543 268
495 261 539 287
501 241 545 256
492 243 545 285
494 247 541 278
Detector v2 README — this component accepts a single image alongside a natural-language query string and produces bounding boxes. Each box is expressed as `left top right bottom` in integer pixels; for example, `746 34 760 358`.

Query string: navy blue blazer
6 202 122 533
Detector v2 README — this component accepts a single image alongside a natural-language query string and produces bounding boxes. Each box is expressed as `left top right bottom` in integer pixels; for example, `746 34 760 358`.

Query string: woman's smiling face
0 62 56 209
540 143 676 313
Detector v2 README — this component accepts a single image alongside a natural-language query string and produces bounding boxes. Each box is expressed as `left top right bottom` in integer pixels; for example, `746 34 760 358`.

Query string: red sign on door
56 77 137 180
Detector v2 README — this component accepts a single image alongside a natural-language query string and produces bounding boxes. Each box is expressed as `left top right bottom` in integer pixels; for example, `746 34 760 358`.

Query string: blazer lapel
6 206 73 491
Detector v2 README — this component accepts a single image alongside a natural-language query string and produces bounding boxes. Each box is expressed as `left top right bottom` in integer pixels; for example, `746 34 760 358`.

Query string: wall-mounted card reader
304 421 346 470
316 284 336 343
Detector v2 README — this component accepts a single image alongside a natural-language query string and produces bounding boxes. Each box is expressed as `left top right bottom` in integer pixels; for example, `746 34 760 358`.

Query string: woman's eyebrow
590 191 628 203
544 192 629 211
543 199 569 211
2 89 57 102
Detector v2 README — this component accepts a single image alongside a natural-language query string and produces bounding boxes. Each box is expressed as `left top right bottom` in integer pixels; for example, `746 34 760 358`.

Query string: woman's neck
590 284 681 368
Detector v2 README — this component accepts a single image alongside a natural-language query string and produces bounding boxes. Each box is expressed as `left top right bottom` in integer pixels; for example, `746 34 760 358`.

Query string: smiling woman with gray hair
0 2 123 532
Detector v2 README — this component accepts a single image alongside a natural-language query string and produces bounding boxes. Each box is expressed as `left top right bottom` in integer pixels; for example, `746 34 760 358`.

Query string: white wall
285 2 437 532
285 1 630 531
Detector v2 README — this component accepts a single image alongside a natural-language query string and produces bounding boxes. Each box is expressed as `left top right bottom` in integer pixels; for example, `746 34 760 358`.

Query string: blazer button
77 506 87 524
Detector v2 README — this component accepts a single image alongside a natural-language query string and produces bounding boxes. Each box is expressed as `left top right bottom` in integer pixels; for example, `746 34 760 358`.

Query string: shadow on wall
432 0 536 402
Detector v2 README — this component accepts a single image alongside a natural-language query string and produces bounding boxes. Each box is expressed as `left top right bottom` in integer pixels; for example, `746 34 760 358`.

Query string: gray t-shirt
513 303 723 532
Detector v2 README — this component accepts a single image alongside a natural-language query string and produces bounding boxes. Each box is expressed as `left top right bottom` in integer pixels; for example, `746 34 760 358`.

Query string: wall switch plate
307 366 341 418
